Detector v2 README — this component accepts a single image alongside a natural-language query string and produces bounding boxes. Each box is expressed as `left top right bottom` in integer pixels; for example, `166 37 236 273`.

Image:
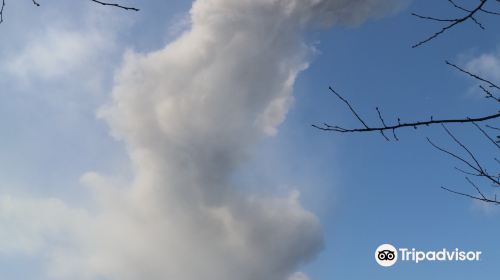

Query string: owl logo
377 249 395 261
375 244 398 267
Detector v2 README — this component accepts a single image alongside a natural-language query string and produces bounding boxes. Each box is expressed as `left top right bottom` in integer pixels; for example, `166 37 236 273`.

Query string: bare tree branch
480 8 500 15
455 166 485 177
426 137 484 181
314 111 500 133
0 0 138 24
316 57 499 206
0 0 5 24
446 61 500 90
441 186 500 205
412 0 489 48
313 87 500 135
405 2 500 205
486 125 500 131
428 126 500 186
438 129 500 204
327 87 370 130
411 13 456 22
447 0 472 13
473 122 500 149
89 0 139 11
479 85 500 102
466 176 487 199
441 124 483 172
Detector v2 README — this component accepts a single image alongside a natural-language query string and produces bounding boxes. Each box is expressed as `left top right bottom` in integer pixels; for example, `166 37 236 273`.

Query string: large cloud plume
0 0 401 279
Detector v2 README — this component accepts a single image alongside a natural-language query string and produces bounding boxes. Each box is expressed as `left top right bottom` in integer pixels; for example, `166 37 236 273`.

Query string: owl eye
377 251 387 260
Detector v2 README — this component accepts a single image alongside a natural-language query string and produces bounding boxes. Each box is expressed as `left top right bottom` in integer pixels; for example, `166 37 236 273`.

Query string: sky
0 0 499 279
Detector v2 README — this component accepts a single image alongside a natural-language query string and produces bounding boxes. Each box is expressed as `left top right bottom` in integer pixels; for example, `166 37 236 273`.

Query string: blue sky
0 0 499 279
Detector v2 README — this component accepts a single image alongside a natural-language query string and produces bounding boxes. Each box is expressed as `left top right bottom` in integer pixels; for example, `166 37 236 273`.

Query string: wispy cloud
6 28 111 81
289 271 311 280
1 6 125 96
0 1 402 279
465 48 500 84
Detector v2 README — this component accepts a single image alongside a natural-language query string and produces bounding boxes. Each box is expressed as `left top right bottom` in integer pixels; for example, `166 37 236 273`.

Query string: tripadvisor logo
375 244 398 267
375 244 482 267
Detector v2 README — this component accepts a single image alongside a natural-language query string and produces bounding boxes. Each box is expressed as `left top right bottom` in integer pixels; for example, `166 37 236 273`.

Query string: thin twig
375 107 390 141
448 0 471 13
328 86 370 129
314 111 500 133
466 177 487 199
428 135 500 186
0 0 5 24
412 13 456 22
0 0 138 25
441 186 500 205
479 85 500 102
412 0 488 48
469 16 485 29
472 122 500 149
480 8 500 15
455 166 484 177
427 137 482 177
441 124 483 172
486 125 500 131
446 60 500 90
89 0 139 11
314 87 500 135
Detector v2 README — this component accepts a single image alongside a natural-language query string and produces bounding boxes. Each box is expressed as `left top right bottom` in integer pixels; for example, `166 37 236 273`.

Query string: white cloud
2 8 123 94
0 195 88 256
0 0 402 279
288 272 311 280
465 48 500 84
7 28 108 80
